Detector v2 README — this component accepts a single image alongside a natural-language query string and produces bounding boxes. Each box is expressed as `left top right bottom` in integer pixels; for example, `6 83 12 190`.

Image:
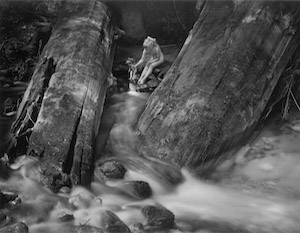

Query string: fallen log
137 1 300 171
8 0 116 191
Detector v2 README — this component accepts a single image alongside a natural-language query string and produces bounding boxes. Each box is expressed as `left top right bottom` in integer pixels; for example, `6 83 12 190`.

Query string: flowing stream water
1 90 300 233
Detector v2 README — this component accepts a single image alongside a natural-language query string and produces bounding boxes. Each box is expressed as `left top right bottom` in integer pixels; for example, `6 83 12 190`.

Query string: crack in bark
69 79 90 185
63 110 81 175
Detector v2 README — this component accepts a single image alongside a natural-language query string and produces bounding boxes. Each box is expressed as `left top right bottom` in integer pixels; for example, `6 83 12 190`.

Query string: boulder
141 205 174 229
95 160 127 181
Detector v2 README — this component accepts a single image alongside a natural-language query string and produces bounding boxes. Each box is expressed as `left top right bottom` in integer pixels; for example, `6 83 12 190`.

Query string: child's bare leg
138 60 163 84
138 64 150 83
140 67 148 79
138 66 153 84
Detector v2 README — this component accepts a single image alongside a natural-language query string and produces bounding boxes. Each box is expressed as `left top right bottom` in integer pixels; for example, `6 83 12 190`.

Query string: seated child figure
134 36 164 84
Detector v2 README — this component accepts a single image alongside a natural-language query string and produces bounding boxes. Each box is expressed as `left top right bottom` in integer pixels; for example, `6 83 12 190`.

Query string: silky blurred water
1 91 300 233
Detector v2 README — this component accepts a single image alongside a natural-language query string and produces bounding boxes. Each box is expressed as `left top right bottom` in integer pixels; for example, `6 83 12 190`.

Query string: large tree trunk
8 0 116 191
137 1 300 171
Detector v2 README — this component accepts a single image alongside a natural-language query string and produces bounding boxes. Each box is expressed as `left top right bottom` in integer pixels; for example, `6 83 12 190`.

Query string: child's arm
135 49 147 68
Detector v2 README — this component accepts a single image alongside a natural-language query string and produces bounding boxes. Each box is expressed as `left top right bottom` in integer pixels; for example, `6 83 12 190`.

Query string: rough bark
137 1 300 170
8 0 116 191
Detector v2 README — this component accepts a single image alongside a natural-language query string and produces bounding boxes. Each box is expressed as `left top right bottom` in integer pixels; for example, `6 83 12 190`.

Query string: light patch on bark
183 31 192 47
47 72 59 87
150 101 164 119
55 55 77 69
16 79 33 119
281 14 294 31
242 8 268 24
186 97 206 109
32 117 52 131
81 108 95 123
242 14 258 24
71 83 88 99
68 17 105 31
196 0 205 12
162 109 187 127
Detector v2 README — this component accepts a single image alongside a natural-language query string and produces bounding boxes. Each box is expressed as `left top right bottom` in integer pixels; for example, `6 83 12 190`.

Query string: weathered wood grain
9 0 116 191
137 1 300 170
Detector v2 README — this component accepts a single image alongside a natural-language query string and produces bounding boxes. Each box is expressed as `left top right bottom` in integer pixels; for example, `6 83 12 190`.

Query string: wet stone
100 210 131 233
121 181 152 200
141 205 175 229
0 222 29 233
96 160 127 180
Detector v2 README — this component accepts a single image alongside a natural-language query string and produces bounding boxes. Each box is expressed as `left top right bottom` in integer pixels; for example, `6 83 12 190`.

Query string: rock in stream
95 160 127 181
119 181 152 200
141 205 175 229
